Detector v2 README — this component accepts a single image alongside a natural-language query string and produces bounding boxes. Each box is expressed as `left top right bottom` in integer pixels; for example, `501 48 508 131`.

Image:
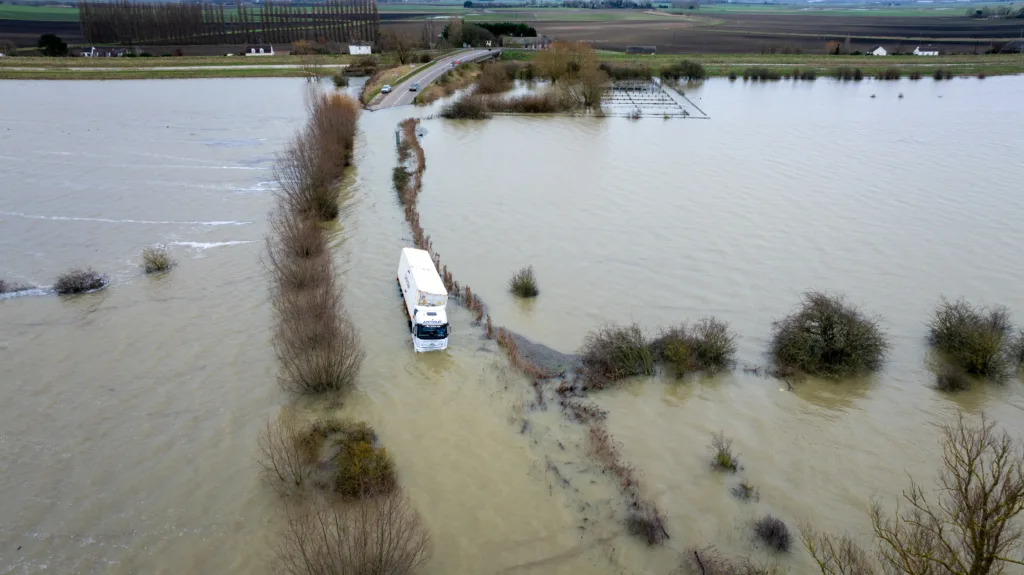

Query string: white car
381 84 392 94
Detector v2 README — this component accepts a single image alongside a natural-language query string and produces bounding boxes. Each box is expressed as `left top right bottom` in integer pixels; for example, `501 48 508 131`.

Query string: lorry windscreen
416 324 449 340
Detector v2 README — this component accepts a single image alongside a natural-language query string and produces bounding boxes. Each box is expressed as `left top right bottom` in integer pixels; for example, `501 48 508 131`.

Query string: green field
0 4 79 21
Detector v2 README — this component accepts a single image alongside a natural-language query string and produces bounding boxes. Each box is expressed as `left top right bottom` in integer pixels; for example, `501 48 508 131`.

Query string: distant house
81 47 127 57
348 44 372 55
244 44 274 56
913 46 939 56
870 46 887 56
500 36 551 50
626 45 657 55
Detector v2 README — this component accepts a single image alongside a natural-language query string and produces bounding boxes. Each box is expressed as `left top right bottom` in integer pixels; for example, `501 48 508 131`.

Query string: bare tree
804 412 1024 575
276 492 432 575
379 31 416 65
560 63 609 109
258 409 310 495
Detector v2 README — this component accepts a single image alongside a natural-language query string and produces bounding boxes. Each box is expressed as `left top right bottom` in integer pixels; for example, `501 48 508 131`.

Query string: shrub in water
488 92 571 114
928 298 1015 379
0 279 32 294
54 268 107 294
332 72 348 87
652 318 737 376
600 61 652 80
877 68 902 80
769 292 888 378
909 71 922 80
935 363 972 392
439 95 492 120
141 245 175 274
579 324 654 389
709 431 739 472
476 62 513 95
626 501 669 545
743 67 780 81
508 265 539 298
660 60 707 81
753 515 793 552
834 67 864 81
731 479 760 502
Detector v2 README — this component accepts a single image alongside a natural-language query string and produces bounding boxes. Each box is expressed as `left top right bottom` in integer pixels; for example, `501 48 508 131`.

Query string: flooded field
2 76 1024 574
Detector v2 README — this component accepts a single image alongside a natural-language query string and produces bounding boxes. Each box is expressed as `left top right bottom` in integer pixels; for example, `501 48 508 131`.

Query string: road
374 48 500 110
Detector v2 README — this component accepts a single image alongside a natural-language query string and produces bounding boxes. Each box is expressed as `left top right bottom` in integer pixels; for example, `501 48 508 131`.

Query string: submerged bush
731 479 760 502
508 265 539 298
743 67 781 81
709 431 740 472
488 92 571 114
141 245 175 274
834 67 864 81
627 501 669 545
652 318 737 376
439 95 492 120
261 413 396 498
933 68 954 80
660 60 707 81
769 292 888 378
754 515 793 552
909 71 922 80
876 68 902 80
600 61 653 80
935 363 973 392
928 298 1015 379
332 72 349 87
0 279 32 294
579 324 654 389
277 490 431 575
54 268 108 295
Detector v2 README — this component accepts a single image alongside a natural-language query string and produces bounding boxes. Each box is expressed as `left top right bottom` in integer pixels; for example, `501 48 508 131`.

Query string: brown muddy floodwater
2 76 1024 575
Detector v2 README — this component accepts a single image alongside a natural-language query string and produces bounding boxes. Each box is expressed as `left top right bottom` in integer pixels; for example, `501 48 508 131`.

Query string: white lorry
396 247 450 352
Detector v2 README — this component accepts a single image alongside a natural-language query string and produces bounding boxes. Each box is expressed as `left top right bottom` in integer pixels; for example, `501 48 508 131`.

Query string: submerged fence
79 0 379 46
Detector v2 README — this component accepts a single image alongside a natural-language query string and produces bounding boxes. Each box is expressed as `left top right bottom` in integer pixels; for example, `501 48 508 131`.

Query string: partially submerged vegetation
652 318 737 377
803 411 1024 575
928 298 1020 383
508 265 539 298
53 268 108 295
709 431 740 472
414 62 479 106
141 245 175 274
579 324 654 389
267 91 363 396
259 412 395 498
769 292 888 378
753 515 793 552
0 279 33 294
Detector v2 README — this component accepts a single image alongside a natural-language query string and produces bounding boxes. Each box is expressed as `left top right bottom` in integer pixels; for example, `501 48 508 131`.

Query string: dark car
410 83 420 92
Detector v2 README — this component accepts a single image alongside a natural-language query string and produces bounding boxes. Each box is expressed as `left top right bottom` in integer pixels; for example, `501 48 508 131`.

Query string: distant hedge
477 22 537 37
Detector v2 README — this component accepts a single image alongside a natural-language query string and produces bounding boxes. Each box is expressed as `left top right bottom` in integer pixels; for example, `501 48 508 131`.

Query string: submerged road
373 48 500 110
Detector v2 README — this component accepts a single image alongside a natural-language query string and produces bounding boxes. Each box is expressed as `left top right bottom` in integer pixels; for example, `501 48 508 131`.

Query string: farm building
348 44 372 55
80 47 128 57
913 46 939 56
870 46 887 56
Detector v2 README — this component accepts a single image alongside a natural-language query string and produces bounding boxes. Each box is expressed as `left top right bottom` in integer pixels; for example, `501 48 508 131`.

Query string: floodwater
2 75 1024 575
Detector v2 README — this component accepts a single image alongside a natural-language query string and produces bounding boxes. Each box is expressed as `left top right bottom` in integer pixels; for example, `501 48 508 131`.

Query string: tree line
79 0 379 46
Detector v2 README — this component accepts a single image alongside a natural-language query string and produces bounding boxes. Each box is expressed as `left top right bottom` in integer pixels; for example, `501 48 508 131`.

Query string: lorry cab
411 307 449 352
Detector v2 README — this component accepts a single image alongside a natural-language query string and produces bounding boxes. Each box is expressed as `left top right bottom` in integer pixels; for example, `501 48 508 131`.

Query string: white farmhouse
914 46 939 56
348 44 372 55
870 46 887 56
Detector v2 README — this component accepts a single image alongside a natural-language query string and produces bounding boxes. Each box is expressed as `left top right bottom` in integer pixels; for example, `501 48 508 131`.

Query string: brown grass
276 491 431 575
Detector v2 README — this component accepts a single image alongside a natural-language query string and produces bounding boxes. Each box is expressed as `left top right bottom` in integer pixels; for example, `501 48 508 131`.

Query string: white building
913 46 939 56
870 46 887 56
245 44 274 56
348 45 372 55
